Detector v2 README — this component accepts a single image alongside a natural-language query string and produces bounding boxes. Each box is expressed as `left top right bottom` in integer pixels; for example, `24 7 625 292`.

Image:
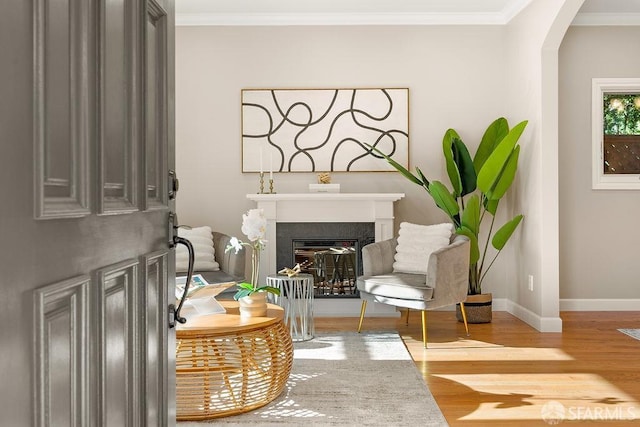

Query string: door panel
34 0 90 218
97 260 139 426
34 276 90 427
143 251 169 426
0 0 175 425
99 0 139 214
145 0 169 210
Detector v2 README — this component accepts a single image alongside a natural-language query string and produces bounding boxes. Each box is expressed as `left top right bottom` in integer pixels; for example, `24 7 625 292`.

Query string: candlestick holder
269 178 276 194
258 172 265 194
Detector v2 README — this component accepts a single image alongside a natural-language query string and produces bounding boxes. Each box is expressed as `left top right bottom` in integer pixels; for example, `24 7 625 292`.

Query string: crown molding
501 0 533 23
175 2 640 28
177 11 513 27
572 12 640 26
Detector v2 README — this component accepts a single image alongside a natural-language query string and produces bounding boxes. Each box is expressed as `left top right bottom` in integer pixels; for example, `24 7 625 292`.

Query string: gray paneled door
0 0 176 425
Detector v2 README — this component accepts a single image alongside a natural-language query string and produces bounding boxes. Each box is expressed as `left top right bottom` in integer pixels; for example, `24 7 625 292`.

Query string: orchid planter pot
238 292 268 317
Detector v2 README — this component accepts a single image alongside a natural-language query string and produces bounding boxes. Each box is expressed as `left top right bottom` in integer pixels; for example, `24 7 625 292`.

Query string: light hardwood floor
315 310 640 426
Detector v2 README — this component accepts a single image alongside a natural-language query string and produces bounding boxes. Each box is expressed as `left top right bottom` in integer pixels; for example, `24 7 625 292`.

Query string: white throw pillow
392 222 454 275
176 226 220 272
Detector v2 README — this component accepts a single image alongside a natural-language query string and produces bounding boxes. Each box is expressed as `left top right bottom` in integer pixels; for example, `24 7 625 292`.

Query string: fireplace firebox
276 223 374 299
293 239 358 296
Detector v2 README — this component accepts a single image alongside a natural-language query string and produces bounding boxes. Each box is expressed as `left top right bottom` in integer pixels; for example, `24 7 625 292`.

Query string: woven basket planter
456 293 492 324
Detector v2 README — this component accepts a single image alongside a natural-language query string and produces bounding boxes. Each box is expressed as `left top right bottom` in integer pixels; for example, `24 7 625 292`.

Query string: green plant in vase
368 117 526 297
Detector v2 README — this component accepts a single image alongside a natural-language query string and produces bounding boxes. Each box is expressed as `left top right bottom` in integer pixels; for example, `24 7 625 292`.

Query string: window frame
592 77 640 190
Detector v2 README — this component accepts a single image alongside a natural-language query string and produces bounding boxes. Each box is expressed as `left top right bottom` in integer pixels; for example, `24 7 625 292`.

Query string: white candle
269 153 273 180
259 146 263 174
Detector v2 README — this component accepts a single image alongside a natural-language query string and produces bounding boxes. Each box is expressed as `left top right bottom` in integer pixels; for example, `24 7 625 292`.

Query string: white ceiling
175 0 640 26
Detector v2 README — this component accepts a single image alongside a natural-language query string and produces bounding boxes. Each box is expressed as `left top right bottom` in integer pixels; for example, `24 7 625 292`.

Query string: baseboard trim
560 299 640 311
504 299 563 332
314 298 399 317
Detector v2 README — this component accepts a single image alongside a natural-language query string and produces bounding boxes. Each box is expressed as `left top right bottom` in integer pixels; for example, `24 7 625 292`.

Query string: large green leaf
456 226 480 264
428 181 459 221
443 131 476 197
473 117 509 173
366 143 423 186
477 120 527 196
452 137 477 196
487 145 520 201
443 129 462 196
460 194 480 236
415 166 431 191
484 198 499 216
491 214 524 250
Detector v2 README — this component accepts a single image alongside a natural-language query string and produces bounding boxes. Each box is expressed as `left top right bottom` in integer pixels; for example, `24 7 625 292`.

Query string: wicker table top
176 300 285 337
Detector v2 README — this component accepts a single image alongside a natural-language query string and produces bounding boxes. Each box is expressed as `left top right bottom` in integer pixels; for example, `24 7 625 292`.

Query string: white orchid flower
226 208 278 298
241 208 267 242
228 236 243 254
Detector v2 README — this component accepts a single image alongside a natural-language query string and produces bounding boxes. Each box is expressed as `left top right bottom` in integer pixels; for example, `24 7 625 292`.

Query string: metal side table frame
267 273 315 341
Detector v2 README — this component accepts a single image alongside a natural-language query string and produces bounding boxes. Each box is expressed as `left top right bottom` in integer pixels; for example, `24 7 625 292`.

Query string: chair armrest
361 238 397 276
425 235 470 309
212 231 246 282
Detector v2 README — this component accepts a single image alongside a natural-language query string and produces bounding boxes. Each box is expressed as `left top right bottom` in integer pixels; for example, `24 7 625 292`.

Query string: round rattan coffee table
175 301 293 420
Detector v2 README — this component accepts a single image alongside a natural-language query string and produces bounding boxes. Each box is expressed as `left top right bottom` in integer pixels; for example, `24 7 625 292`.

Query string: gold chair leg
459 302 470 337
357 300 367 333
405 308 410 326
421 310 427 349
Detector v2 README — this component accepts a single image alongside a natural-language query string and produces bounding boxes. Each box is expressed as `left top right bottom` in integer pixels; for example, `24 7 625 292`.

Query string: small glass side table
267 273 315 341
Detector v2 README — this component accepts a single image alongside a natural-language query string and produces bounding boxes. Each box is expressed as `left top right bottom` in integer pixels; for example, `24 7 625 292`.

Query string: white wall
176 25 513 294
559 26 640 307
175 1 638 327
504 0 583 331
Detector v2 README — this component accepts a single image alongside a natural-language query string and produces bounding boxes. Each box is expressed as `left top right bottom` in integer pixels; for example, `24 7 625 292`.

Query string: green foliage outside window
603 94 640 135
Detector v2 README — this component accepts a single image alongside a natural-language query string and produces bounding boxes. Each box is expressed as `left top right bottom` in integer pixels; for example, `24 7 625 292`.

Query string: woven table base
176 321 293 420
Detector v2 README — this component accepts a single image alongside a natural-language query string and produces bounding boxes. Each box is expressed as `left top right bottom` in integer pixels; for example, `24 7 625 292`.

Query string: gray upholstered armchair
356 234 471 348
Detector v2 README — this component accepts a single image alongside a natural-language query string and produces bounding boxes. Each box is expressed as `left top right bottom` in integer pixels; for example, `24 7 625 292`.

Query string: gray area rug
618 329 640 341
178 332 448 426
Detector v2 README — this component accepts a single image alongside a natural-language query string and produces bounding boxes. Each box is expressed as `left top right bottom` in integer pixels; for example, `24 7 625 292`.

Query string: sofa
176 228 246 300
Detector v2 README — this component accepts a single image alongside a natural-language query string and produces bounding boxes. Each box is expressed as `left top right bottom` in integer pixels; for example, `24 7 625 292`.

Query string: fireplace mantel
247 193 404 317
247 192 403 229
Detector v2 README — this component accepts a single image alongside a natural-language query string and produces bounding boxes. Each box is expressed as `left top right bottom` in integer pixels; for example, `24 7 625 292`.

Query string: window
592 78 640 189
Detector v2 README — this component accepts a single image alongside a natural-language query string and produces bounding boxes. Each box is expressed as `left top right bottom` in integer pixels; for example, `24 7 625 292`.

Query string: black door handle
171 236 194 326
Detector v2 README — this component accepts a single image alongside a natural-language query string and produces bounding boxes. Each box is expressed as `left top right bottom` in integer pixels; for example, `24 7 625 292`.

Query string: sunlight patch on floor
294 341 346 360
401 337 575 362
423 345 573 362
434 373 639 422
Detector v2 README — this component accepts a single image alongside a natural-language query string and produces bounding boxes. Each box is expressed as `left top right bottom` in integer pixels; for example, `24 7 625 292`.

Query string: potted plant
226 208 280 317
369 117 527 323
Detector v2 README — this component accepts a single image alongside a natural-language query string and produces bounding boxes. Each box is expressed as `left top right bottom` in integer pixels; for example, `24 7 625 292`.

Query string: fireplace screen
293 240 358 297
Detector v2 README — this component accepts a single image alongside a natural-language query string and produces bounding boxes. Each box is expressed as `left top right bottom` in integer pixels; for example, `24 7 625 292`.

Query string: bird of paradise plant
368 117 526 295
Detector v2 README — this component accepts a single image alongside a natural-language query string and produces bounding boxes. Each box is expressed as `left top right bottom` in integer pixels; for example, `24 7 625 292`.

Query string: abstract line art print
241 88 409 172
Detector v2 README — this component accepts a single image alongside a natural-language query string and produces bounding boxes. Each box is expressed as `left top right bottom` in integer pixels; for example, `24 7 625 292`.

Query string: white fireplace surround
247 193 404 317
